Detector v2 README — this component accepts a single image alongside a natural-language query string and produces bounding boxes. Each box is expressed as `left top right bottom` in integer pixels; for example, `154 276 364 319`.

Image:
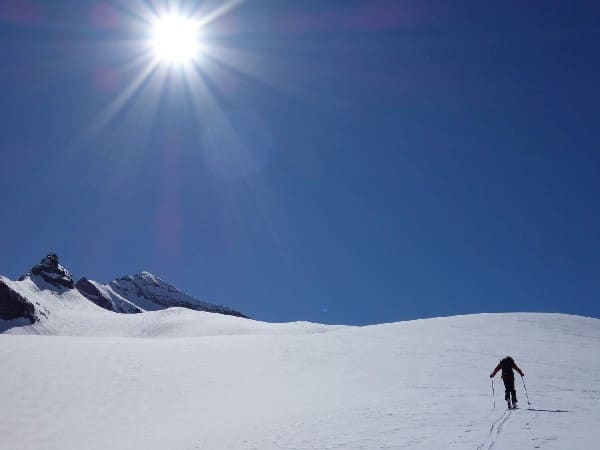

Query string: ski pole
521 376 531 407
492 379 495 409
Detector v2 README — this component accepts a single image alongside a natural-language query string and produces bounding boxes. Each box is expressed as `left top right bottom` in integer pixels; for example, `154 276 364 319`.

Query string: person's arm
513 361 524 377
490 362 501 378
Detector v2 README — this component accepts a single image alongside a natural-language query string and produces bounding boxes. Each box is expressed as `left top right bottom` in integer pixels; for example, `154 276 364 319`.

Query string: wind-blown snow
1 281 598 449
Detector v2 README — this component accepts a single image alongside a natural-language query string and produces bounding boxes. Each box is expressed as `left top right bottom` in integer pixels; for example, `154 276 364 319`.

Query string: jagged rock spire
30 253 75 290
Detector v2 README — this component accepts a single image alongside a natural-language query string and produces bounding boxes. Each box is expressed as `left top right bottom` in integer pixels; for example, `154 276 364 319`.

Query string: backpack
500 357 514 376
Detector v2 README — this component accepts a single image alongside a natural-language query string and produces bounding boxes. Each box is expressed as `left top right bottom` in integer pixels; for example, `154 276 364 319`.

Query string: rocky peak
108 272 249 318
130 271 161 286
29 253 75 290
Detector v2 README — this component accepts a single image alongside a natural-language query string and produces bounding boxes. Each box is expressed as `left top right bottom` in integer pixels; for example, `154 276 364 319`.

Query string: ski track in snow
477 409 512 450
1 309 599 450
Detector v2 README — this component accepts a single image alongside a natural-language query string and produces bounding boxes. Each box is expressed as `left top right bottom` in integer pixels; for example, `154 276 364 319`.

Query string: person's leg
502 378 511 407
506 376 517 407
509 378 518 406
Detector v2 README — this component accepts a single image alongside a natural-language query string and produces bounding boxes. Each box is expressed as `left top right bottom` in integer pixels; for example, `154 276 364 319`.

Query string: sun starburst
151 14 202 65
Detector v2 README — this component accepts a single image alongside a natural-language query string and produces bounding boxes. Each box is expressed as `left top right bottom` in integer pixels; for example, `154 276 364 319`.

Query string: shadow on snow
526 408 569 413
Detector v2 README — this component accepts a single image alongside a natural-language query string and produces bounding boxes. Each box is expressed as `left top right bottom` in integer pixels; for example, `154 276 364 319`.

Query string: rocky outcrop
30 253 74 290
109 272 249 318
75 278 113 311
0 280 36 323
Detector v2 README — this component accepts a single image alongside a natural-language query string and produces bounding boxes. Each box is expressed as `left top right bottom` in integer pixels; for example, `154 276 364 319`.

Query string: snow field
1 313 599 449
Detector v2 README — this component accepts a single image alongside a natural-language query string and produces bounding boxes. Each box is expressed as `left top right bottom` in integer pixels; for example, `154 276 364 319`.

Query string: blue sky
1 0 599 324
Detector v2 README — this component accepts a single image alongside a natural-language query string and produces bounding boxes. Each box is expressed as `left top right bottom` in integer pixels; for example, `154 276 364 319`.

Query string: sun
151 14 202 65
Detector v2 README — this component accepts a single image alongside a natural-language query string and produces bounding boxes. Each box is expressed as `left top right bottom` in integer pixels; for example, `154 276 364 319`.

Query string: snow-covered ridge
105 271 247 317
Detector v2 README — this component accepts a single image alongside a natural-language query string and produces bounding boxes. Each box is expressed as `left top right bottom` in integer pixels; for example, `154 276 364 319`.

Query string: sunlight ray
112 0 158 25
183 64 222 117
194 0 248 28
200 43 311 100
115 63 170 154
85 56 158 140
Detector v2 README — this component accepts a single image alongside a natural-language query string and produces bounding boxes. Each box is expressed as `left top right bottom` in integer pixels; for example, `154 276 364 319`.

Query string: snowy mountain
77 271 247 317
0 253 248 329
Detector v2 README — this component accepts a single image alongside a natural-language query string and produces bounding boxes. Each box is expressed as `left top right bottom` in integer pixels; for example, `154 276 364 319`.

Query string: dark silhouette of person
490 356 525 409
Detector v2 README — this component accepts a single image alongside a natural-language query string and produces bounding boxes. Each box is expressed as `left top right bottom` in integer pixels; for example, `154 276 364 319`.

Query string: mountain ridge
0 253 249 328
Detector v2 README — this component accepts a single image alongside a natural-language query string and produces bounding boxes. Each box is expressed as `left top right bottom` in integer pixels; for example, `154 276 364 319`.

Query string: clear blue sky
1 0 599 324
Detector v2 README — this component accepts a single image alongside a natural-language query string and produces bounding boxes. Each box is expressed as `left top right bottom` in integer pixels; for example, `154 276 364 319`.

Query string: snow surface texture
1 293 599 449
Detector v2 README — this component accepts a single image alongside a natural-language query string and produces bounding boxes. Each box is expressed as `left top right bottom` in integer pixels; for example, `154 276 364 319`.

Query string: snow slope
1 310 598 450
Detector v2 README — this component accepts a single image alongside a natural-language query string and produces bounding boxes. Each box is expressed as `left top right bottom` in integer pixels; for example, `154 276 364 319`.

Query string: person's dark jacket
490 356 524 379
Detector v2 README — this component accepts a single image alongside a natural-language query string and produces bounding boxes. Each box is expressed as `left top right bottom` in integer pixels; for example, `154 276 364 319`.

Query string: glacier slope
1 312 599 450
